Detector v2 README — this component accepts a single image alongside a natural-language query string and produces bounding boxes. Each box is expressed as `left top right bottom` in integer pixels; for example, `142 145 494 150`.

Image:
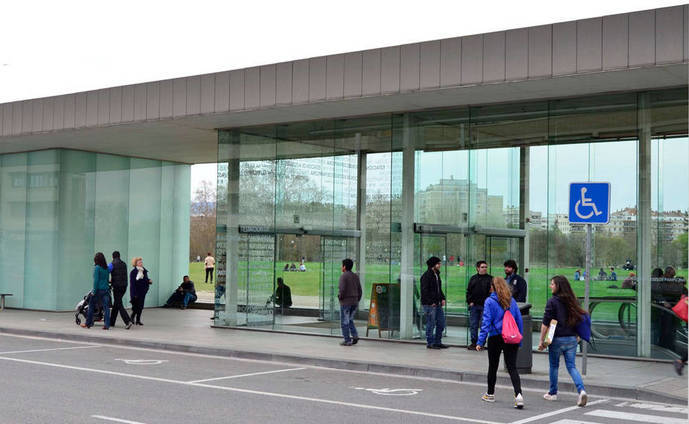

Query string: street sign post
569 182 610 375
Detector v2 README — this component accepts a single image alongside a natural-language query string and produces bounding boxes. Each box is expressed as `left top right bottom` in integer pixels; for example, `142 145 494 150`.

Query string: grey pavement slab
0 308 685 404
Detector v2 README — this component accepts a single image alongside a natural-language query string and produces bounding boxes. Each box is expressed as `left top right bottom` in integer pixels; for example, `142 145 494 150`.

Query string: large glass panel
0 153 28 308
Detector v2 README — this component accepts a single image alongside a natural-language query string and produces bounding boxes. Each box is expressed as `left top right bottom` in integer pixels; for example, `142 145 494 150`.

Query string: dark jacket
466 273 492 307
506 273 527 302
180 280 196 295
92 266 109 292
274 284 292 308
130 268 151 300
338 271 362 306
420 268 445 306
542 295 578 338
109 258 128 290
477 292 524 347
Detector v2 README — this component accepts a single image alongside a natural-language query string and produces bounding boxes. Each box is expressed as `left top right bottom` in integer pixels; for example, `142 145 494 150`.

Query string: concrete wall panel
75 93 87 128
12 102 22 134
200 74 215 114
214 72 230 112
63 94 76 128
685 5 689 61
440 37 461 87
629 10 655 66
461 35 483 84
133 84 147 121
97 90 109 125
244 67 260 109
146 82 160 120
602 14 629 69
32 99 43 132
53 96 65 130
276 62 293 105
259 65 276 107
21 101 32 133
362 49 381 95
400 44 420 91
308 57 327 101
381 47 400 94
577 18 602 72
42 97 54 131
420 41 440 89
528 25 552 78
0 104 7 136
229 70 245 111
506 29 528 80
292 59 309 104
344 52 362 97
108 87 122 124
159 80 173 119
85 92 98 127
186 76 201 115
326 54 345 100
483 32 506 82
553 22 577 75
656 6 684 64
172 78 187 117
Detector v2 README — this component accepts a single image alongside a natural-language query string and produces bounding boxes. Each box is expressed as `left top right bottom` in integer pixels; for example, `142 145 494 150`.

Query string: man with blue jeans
338 258 362 346
466 261 492 350
420 256 447 349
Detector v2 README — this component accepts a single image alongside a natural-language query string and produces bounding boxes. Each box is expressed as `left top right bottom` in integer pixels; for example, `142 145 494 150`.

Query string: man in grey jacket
338 258 362 346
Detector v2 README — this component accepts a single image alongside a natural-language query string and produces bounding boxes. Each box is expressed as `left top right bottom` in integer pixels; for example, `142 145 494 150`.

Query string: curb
1 326 685 405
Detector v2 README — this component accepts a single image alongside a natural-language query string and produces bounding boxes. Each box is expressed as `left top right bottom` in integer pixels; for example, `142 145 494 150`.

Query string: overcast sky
0 0 682 196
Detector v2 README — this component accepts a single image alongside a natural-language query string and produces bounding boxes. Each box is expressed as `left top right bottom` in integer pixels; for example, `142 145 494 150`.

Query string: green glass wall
0 149 190 311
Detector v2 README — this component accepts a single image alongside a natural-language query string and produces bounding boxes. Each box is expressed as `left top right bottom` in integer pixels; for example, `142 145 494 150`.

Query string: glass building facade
214 87 687 359
0 149 191 310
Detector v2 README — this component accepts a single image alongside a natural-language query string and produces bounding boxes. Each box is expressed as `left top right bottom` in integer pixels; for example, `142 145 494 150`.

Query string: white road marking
187 367 305 383
585 409 688 423
546 420 601 424
92 415 148 424
1 355 499 424
615 401 688 415
114 359 169 365
0 345 101 355
509 400 609 424
353 387 423 396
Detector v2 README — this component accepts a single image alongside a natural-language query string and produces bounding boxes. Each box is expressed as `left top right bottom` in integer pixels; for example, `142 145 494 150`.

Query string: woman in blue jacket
81 252 111 330
477 276 524 409
130 256 152 325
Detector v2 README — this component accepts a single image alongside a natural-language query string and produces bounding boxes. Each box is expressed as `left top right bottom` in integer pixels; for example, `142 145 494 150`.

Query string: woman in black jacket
130 256 152 325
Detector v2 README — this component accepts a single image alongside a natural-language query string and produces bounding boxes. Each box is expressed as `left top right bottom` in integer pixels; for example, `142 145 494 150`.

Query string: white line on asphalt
0 345 101 355
615 401 689 415
585 409 688 423
0 356 500 424
546 420 602 424
508 400 609 424
92 415 148 424
187 367 306 383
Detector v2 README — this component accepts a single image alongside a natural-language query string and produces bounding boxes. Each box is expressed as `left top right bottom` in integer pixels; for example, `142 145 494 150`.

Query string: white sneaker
543 393 557 401
577 390 587 407
481 393 495 402
514 393 524 409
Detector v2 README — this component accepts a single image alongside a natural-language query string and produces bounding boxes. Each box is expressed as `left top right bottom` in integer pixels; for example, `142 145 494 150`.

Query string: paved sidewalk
0 308 686 404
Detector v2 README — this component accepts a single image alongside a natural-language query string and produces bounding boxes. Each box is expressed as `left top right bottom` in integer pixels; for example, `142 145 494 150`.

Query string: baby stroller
74 290 111 325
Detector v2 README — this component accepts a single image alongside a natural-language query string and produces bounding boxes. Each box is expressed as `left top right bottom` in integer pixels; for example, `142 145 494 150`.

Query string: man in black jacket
466 260 492 350
109 251 132 329
505 259 527 302
420 256 447 349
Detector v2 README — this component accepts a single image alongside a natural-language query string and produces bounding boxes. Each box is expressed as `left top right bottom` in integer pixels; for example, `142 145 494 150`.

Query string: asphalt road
0 333 686 424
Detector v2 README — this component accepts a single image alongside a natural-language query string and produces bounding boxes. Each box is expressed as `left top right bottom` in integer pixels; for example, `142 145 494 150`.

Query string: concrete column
636 93 652 357
356 146 367 308
519 147 530 302
400 115 415 339
222 134 240 326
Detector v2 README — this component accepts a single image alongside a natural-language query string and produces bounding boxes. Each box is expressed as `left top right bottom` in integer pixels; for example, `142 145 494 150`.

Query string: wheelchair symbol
574 187 602 220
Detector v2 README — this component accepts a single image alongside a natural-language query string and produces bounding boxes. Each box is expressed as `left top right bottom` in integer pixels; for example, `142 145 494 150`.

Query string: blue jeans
548 336 585 394
86 289 111 329
340 305 358 343
183 292 197 307
423 305 446 346
469 305 483 345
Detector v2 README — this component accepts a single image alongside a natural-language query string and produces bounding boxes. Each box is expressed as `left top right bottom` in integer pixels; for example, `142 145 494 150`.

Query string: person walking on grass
81 252 111 330
421 256 448 349
538 275 588 407
466 260 492 350
338 258 362 346
477 276 524 409
108 251 132 329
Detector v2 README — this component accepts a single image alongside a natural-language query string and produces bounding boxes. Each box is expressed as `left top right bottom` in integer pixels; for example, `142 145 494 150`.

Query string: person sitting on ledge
271 277 292 309
164 276 197 309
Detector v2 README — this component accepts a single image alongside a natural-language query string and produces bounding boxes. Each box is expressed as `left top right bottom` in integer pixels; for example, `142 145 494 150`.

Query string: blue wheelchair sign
569 182 610 224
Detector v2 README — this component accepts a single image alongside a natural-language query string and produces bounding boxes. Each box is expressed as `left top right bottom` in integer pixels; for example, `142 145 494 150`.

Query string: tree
190 179 216 260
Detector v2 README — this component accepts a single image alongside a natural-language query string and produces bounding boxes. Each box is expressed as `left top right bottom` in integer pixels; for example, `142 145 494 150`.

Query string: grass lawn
189 261 687 321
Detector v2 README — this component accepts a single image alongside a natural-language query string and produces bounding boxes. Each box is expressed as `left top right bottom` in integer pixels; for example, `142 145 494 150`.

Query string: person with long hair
130 257 153 325
81 252 111 330
476 276 524 409
538 275 588 407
